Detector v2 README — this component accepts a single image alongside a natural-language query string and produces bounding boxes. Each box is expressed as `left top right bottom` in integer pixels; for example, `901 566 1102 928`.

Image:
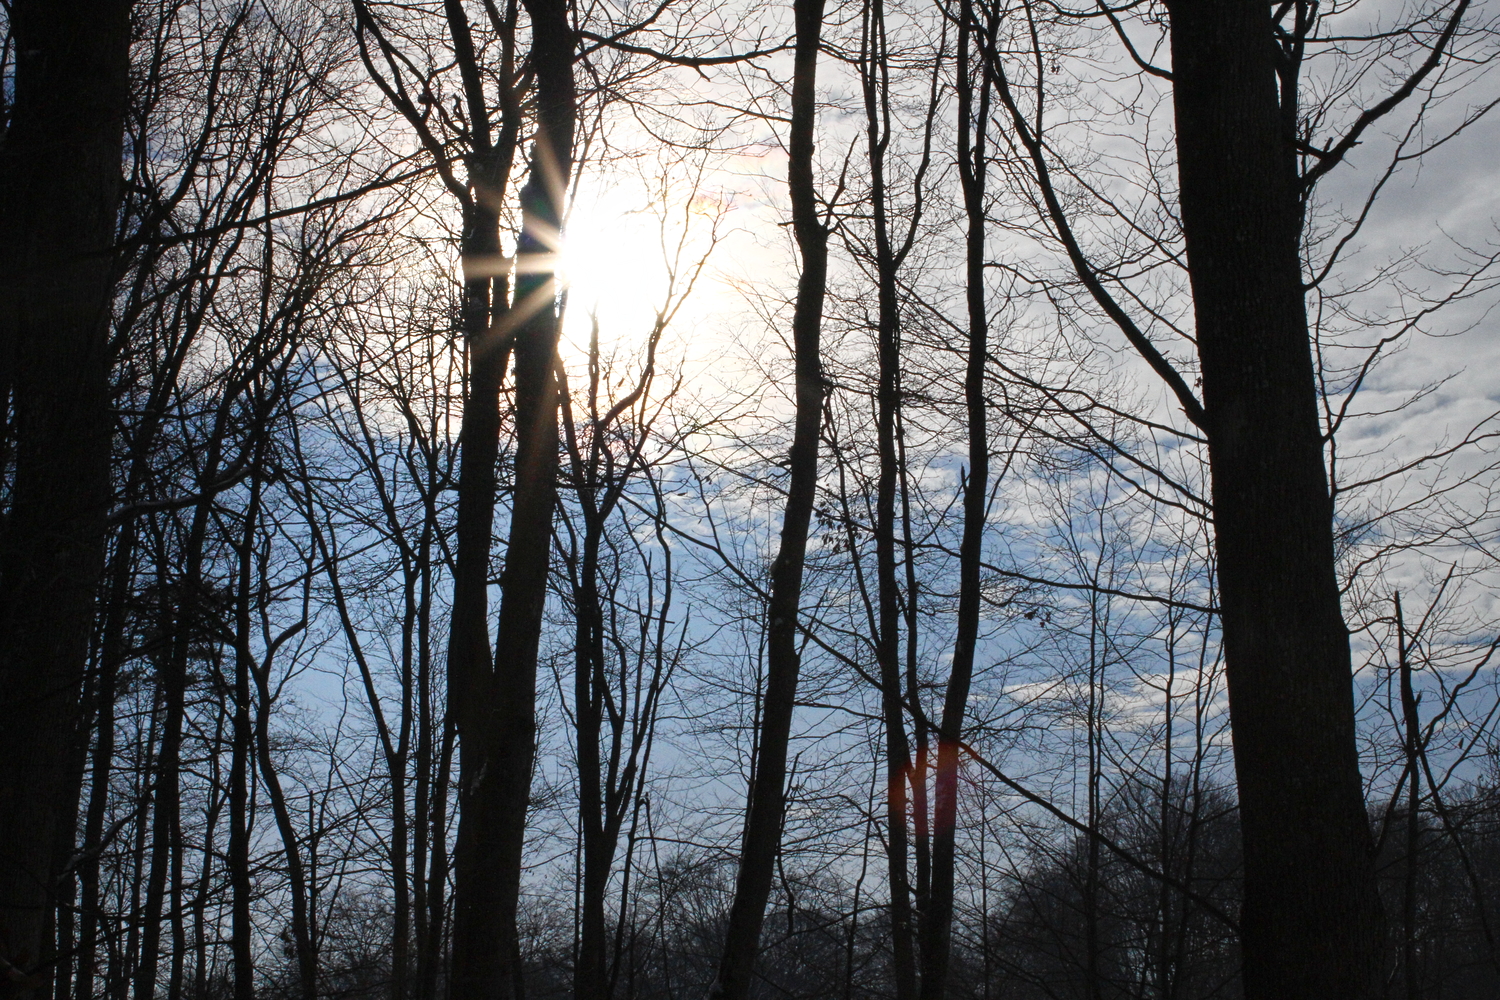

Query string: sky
537 0 1500 803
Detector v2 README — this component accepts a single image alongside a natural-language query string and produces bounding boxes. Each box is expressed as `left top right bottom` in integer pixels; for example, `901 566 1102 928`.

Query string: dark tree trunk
568 393 618 1000
76 536 125 1000
569 465 627 1000
919 9 992 997
707 0 828 994
902 453 930 941
859 0 917 990
413 534 445 1000
0 1 132 988
228 644 254 1000
188 713 223 1000
446 0 574 996
49 678 93 1000
443 185 511 991
421 717 455 1000
391 617 412 1000
229 450 260 1000
1164 1 1382 996
1397 593 1421 1000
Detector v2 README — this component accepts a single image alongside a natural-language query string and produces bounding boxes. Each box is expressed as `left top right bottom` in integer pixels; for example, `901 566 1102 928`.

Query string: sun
557 188 666 343
548 160 758 390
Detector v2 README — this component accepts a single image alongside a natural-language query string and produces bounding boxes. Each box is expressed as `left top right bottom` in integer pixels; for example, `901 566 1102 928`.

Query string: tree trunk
229 648 254 1000
134 507 210 1000
860 0 918 988
707 0 828 994
252 658 318 1000
572 503 612 1000
920 8 992 996
423 718 455 1000
244 432 317 1000
413 519 443 1000
446 1 574 996
0 1 132 988
229 452 260 1000
569 401 614 1000
77 533 126 1000
1397 593 1421 1000
49 678 94 1000
1164 1 1383 995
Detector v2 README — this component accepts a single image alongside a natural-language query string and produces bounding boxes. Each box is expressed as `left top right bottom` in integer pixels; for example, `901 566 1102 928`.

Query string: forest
2 0 1499 998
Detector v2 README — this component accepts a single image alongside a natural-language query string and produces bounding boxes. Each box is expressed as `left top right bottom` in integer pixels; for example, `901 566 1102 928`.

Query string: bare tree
0 2 133 989
708 0 830 994
974 0 1495 993
450 0 574 994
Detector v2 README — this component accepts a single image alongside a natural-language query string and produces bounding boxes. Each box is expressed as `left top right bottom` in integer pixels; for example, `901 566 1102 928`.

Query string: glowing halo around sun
552 175 732 364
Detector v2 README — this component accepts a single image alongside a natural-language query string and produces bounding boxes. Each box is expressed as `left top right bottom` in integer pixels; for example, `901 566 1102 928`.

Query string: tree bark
1164 1 1383 996
707 0 828 994
919 8 992 997
446 1 575 997
860 0 918 988
0 1 132 989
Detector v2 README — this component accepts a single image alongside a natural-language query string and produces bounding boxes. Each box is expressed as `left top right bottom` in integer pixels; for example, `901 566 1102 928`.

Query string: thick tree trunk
446 2 574 997
355 0 526 984
441 66 520 1000
1164 1 1383 996
0 1 132 989
707 0 828 995
441 217 511 997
